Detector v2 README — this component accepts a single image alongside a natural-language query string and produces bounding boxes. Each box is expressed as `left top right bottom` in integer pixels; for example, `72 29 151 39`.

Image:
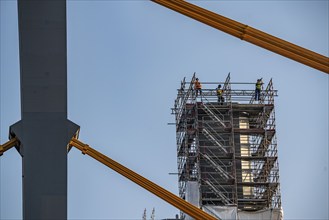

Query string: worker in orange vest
194 78 202 97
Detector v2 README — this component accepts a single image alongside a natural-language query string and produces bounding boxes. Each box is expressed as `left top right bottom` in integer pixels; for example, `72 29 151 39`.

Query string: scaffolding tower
172 73 282 219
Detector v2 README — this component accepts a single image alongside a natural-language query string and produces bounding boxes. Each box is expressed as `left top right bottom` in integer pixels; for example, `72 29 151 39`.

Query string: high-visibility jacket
194 81 202 89
256 81 262 90
217 89 223 96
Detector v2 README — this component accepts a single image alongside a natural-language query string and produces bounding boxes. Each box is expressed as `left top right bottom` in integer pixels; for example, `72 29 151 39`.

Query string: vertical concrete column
10 1 79 219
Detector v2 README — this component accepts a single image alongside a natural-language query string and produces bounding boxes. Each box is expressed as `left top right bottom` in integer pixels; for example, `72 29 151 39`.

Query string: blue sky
1 1 328 219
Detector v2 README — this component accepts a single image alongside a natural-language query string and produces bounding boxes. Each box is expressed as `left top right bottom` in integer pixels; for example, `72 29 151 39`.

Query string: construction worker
216 84 224 105
255 78 263 101
194 78 202 97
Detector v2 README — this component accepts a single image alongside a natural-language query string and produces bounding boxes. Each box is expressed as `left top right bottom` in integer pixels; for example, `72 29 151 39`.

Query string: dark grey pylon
10 1 79 219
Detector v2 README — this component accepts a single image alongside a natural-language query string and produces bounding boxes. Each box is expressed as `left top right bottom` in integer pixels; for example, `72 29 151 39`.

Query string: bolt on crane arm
0 137 19 156
151 0 329 74
69 137 218 220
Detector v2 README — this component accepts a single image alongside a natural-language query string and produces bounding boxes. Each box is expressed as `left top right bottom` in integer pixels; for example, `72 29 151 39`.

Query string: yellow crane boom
151 0 329 74
2 137 218 219
0 137 19 156
69 137 218 220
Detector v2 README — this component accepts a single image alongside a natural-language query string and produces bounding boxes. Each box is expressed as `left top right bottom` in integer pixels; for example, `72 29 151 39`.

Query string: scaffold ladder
201 103 226 128
202 127 227 154
202 153 233 180
204 179 231 205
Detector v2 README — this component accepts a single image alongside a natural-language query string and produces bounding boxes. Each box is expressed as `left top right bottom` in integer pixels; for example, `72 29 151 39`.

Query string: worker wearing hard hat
194 78 202 97
255 78 263 101
216 84 224 105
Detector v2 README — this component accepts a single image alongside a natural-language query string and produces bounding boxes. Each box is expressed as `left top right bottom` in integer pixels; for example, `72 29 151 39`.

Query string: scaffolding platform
172 73 282 216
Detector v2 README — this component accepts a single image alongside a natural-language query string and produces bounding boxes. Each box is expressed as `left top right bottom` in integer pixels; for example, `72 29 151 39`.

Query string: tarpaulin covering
203 205 283 220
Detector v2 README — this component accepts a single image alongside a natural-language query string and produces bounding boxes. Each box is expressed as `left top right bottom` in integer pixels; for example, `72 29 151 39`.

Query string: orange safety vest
217 89 223 96
195 81 202 89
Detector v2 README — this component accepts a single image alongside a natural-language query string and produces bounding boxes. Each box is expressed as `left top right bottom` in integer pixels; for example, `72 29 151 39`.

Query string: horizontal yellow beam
151 0 329 74
69 138 218 220
0 137 19 156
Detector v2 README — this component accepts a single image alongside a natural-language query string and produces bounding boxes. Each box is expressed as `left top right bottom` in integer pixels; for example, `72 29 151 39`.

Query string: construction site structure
172 73 283 219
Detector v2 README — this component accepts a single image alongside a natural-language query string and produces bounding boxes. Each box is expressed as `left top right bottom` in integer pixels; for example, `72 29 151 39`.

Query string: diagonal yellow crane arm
1 136 219 219
69 137 219 220
0 137 19 156
151 0 329 74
